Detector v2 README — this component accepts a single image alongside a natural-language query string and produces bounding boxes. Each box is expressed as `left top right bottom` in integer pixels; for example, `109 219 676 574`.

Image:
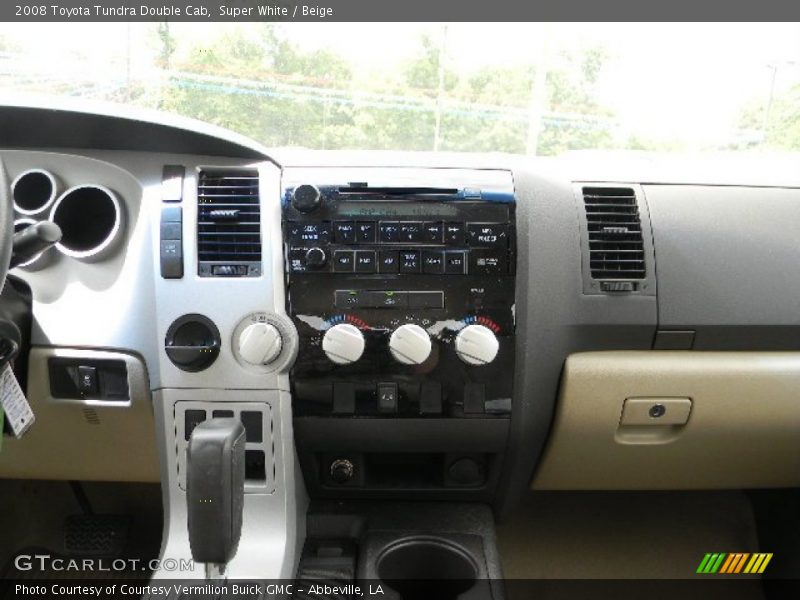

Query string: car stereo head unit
281 168 516 420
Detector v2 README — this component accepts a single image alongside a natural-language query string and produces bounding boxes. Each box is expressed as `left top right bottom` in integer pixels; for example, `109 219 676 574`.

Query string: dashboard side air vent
197 169 261 277
581 186 650 293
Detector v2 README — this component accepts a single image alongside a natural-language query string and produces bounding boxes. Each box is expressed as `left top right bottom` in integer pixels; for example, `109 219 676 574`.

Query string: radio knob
238 322 283 365
455 324 499 366
292 184 321 213
389 324 432 365
322 323 365 365
305 247 327 268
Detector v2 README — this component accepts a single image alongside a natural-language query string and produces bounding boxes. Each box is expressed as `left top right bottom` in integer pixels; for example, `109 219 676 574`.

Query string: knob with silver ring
389 323 432 365
455 324 499 365
237 322 283 365
304 246 327 269
322 323 365 365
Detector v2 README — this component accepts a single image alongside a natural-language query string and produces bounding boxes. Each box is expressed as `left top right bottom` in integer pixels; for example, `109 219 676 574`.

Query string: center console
282 168 516 498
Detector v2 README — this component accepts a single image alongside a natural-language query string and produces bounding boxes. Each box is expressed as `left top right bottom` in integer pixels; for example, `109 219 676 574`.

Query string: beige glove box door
533 351 800 490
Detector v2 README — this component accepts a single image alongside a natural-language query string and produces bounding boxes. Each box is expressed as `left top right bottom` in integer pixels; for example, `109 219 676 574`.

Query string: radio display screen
337 202 459 218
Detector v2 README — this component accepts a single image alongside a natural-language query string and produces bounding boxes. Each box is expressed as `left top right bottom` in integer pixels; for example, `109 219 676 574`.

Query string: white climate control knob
389 324 432 365
322 323 365 365
455 324 499 366
238 322 283 365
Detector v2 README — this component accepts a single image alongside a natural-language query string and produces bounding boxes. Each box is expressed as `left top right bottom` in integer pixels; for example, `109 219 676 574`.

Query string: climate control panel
282 170 516 419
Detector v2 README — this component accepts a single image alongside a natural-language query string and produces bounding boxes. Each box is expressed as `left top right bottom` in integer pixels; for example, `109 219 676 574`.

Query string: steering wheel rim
0 161 13 289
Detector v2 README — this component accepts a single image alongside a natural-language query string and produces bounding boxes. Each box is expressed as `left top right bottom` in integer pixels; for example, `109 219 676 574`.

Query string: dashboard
2 101 800 528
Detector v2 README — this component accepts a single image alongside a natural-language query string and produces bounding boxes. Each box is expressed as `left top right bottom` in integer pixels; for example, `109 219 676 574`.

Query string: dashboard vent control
197 169 261 277
582 187 645 281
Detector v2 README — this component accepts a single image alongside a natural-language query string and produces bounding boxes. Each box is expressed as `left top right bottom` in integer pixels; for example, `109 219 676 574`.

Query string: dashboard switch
399 222 423 243
408 291 444 309
467 223 508 247
469 249 507 274
291 184 322 213
379 222 399 243
399 251 421 273
305 247 327 269
355 250 376 273
333 383 356 415
455 324 499 365
77 366 98 394
323 323 365 365
423 221 443 243
377 382 399 414
444 222 465 245
356 222 376 243
420 382 443 415
237 322 283 365
445 252 467 274
422 251 444 274
334 221 356 244
389 324 432 365
463 383 486 414
333 251 355 272
378 250 399 273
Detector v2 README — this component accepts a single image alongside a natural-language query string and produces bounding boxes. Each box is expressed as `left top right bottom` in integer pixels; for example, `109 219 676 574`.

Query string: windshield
1 22 799 155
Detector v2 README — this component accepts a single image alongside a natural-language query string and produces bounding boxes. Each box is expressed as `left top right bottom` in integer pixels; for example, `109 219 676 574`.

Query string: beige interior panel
533 351 800 490
0 347 159 482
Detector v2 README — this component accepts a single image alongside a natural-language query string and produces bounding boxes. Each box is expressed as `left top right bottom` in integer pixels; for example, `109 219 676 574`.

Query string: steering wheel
0 160 12 290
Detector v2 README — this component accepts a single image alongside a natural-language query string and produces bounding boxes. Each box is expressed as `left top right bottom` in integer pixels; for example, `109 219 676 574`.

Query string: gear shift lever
186 418 246 577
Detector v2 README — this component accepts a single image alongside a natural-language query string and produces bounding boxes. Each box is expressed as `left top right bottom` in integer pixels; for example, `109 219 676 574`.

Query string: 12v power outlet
165 314 221 372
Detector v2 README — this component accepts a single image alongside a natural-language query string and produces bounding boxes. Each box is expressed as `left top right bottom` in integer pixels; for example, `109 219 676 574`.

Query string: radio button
378 250 399 273
469 249 507 274
333 250 355 272
288 221 331 244
445 252 467 274
288 248 308 272
363 290 408 309
334 221 356 244
334 290 363 308
444 222 465 245
379 222 399 243
305 247 327 269
467 223 508 247
423 221 443 243
399 251 421 273
399 222 423 243
422 251 444 274
355 250 377 273
408 291 444 309
356 222 376 243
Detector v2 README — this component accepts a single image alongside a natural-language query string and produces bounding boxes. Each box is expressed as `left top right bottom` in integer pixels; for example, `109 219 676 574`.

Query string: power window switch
77 366 98 394
377 382 398 414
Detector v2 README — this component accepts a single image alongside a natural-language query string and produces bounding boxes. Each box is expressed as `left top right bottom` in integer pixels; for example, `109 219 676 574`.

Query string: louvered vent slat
197 169 261 275
583 187 645 280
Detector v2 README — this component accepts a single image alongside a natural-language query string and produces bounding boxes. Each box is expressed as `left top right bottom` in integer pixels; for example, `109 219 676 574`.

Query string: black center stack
282 168 516 500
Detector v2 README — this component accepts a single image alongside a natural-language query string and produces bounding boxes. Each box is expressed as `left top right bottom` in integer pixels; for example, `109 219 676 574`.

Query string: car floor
0 479 162 578
496 490 768 599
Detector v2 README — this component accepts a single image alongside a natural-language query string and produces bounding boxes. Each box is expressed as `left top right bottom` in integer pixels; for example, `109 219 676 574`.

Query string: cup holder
376 538 478 600
50 184 123 261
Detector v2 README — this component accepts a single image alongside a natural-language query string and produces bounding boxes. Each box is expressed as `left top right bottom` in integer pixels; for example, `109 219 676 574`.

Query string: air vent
583 187 646 281
197 169 261 277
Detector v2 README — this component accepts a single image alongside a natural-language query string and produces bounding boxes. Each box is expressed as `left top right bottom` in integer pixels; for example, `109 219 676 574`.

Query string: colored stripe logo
697 553 773 574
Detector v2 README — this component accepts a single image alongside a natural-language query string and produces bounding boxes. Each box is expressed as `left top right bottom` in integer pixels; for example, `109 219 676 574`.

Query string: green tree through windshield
1 23 799 154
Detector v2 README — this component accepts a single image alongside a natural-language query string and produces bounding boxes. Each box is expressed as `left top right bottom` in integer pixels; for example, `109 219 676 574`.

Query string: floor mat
497 491 760 579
